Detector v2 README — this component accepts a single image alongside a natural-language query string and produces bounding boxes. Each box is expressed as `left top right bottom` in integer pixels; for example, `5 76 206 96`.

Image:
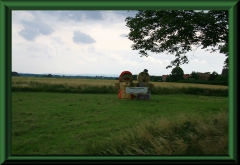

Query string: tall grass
85 110 228 155
12 77 118 94
12 77 228 96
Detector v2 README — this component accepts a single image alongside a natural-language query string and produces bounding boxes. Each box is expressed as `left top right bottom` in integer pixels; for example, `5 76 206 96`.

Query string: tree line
165 66 228 86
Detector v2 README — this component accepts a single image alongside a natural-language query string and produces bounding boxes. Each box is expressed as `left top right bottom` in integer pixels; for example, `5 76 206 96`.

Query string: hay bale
120 82 136 89
137 82 149 87
115 83 120 90
137 69 150 83
136 69 154 100
119 71 133 82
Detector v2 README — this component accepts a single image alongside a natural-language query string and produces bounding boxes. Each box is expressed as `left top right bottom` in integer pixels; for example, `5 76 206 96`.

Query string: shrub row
12 81 228 97
179 79 228 86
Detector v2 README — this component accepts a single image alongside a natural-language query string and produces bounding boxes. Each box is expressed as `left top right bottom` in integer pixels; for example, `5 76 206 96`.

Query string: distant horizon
13 70 222 77
14 72 156 77
15 72 118 76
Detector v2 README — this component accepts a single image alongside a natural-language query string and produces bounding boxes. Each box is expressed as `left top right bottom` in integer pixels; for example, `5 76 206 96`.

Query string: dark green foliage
189 71 200 80
42 74 52 78
208 71 219 81
179 79 228 86
150 75 162 82
12 72 19 76
166 75 170 82
133 74 138 80
215 75 228 82
125 10 228 68
170 66 184 82
221 68 228 76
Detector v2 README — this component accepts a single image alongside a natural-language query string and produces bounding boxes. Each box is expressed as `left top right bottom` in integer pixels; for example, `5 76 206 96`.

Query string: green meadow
11 77 228 155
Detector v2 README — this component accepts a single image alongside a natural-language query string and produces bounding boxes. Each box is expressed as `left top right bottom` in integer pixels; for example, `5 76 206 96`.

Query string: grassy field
12 77 228 97
12 91 228 155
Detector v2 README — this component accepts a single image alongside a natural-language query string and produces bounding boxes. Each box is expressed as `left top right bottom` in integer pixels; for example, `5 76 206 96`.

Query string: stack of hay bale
115 71 136 99
136 69 154 100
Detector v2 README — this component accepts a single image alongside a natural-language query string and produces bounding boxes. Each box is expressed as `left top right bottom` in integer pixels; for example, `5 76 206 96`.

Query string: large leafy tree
125 10 228 69
169 66 184 82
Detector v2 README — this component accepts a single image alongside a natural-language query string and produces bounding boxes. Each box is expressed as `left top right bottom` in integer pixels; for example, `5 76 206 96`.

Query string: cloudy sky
12 10 226 76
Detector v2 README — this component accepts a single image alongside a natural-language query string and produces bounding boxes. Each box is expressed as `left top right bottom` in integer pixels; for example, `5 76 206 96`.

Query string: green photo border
0 0 238 163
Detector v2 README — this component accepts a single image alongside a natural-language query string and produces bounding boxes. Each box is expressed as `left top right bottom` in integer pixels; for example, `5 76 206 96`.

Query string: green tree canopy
125 10 228 69
170 66 184 82
150 75 162 82
208 71 219 81
12 72 19 76
190 71 200 80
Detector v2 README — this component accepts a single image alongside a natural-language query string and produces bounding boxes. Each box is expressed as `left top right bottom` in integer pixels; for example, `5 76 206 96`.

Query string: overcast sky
12 10 226 76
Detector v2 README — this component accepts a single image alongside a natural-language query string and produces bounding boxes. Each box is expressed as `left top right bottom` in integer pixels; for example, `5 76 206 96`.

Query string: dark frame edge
6 3 12 164
0 0 239 164
0 1 7 164
229 1 239 164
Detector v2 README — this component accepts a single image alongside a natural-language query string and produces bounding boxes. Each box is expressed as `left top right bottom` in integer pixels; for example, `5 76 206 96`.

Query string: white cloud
72 31 96 44
192 59 199 63
51 36 65 45
200 60 207 64
143 56 163 65
87 57 98 63
120 34 127 37
121 60 140 67
12 10 226 76
163 60 169 63
18 14 54 41
191 58 206 65
109 54 123 61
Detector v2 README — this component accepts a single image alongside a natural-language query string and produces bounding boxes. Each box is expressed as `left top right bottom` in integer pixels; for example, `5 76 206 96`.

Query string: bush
215 75 228 82
179 79 228 86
